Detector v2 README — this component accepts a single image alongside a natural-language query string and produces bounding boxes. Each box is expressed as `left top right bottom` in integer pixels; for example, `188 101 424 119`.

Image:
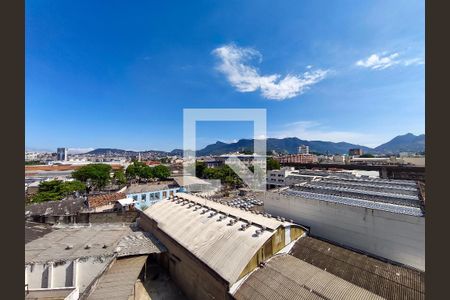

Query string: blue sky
26 0 424 152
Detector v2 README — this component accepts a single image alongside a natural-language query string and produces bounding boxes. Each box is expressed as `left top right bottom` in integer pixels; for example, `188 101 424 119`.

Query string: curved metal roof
143 193 293 284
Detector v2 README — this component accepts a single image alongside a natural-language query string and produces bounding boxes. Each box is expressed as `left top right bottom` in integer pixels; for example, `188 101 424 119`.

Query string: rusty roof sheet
234 254 383 300
289 237 425 300
87 255 148 300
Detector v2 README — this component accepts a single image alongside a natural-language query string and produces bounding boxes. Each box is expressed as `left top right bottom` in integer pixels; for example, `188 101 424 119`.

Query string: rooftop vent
254 229 263 236
84 244 91 249
65 245 73 250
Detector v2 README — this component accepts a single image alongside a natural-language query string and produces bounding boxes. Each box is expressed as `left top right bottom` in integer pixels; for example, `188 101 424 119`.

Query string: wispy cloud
212 44 328 100
270 121 390 148
356 52 423 70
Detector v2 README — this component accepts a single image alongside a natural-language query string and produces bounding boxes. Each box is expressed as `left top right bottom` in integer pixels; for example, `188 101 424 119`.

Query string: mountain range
83 133 424 156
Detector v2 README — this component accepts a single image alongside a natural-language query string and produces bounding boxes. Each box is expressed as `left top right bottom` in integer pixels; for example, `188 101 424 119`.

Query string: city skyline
26 0 424 151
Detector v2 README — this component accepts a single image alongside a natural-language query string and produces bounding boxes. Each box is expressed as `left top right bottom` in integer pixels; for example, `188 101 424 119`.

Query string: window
132 195 138 201
162 191 167 198
155 192 160 199
141 194 146 201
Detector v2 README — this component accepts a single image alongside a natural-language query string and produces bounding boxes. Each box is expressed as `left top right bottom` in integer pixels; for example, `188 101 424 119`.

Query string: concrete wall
261 192 425 271
26 258 112 295
138 215 231 300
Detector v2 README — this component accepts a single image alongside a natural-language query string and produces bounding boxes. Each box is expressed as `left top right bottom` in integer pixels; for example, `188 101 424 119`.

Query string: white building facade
260 191 425 271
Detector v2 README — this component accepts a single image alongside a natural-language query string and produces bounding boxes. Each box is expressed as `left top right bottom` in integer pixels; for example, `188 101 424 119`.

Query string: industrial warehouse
260 175 425 271
137 192 424 300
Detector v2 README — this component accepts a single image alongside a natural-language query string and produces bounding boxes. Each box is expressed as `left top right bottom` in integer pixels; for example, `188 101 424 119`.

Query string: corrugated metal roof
143 194 288 285
234 254 383 300
282 189 423 217
116 230 166 257
26 225 164 264
25 225 128 264
289 237 425 300
87 255 148 300
177 193 287 230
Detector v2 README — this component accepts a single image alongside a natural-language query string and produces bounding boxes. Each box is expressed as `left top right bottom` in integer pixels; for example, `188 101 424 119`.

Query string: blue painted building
124 181 181 210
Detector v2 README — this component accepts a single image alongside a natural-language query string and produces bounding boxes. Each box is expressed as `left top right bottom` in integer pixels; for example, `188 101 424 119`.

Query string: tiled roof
88 192 126 208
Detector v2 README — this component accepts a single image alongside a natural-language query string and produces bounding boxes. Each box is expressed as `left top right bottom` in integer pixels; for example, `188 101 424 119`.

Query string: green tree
153 165 171 180
32 180 85 203
195 161 207 178
113 169 127 185
72 163 112 190
126 161 155 182
267 157 280 170
360 153 375 158
141 166 155 180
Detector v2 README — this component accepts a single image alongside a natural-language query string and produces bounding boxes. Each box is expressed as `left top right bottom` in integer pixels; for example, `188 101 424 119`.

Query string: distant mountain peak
374 133 425 154
80 133 424 157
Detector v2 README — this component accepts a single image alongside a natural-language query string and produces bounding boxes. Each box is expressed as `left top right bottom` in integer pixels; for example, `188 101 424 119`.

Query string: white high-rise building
298 145 309 154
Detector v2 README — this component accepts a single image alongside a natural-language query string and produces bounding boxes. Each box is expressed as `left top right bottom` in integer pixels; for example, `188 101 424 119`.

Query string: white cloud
212 44 328 100
356 52 423 70
270 121 390 148
403 57 424 66
356 53 400 70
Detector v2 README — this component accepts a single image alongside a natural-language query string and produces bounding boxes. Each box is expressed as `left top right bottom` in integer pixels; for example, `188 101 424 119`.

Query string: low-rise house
25 223 166 299
87 192 127 212
25 197 88 224
125 181 181 210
